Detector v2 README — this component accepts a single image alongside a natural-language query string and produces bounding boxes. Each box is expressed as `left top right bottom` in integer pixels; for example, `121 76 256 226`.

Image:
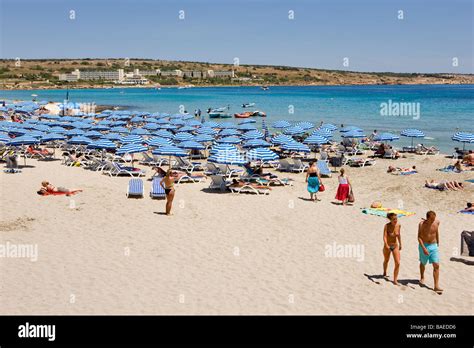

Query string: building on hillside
160 70 183 77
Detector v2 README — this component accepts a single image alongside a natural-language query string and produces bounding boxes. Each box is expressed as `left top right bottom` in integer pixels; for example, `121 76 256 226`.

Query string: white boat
242 103 255 108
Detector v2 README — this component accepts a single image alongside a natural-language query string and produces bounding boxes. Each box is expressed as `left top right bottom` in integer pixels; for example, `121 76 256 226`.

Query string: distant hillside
0 58 472 90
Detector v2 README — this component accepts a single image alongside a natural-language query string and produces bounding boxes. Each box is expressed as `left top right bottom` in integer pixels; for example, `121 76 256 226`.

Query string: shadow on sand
450 257 474 266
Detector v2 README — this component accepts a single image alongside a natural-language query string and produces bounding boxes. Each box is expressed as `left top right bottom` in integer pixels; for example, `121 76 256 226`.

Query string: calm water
1 85 473 152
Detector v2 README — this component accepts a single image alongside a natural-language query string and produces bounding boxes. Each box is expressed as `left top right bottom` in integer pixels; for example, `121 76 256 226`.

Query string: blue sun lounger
127 178 144 198
150 176 166 199
317 160 332 177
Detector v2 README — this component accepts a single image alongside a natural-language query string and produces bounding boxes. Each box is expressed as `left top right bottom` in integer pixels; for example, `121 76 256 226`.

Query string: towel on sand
39 190 82 196
459 210 474 215
361 207 415 218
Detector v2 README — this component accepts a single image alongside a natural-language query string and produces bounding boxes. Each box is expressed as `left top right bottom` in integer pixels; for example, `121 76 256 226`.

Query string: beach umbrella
158 124 178 130
194 134 215 143
243 139 272 148
272 120 291 129
219 129 240 137
90 124 110 131
341 130 366 138
111 126 129 133
262 119 269 139
210 143 238 154
340 126 363 133
40 114 60 120
178 140 205 150
271 134 293 145
68 136 92 145
400 129 426 147
202 121 219 128
0 133 11 143
116 143 147 155
154 130 174 139
178 126 196 133
197 127 218 135
121 134 143 144
145 118 159 124
66 129 85 136
238 123 258 131
130 116 145 123
87 139 117 150
452 132 474 150
71 122 92 129
242 130 264 140
185 120 202 127
312 128 333 138
152 145 188 168
104 133 122 141
374 132 400 142
320 123 338 131
144 123 159 130
84 130 103 138
174 132 194 142
217 136 241 144
28 130 46 138
156 118 170 124
41 133 66 142
218 122 237 129
283 126 305 136
48 126 67 133
33 124 51 132
246 147 279 162
170 119 186 126
208 150 246 166
281 141 311 153
148 137 173 147
295 121 315 130
303 134 329 145
131 128 151 136
239 119 257 124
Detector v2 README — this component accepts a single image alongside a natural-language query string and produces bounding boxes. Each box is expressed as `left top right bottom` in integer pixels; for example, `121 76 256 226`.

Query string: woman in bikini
383 212 402 285
160 169 176 216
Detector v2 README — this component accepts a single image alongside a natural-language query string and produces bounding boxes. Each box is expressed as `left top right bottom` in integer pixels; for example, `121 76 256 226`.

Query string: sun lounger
217 164 243 178
229 183 271 195
317 160 332 177
126 178 144 198
346 158 376 167
277 159 294 172
140 153 160 166
106 162 146 177
416 145 440 155
291 159 309 173
208 174 230 191
176 174 206 184
150 177 166 199
255 177 294 186
173 157 204 173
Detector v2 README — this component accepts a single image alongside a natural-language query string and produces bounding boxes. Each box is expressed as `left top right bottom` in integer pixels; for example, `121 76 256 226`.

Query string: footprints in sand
0 217 36 232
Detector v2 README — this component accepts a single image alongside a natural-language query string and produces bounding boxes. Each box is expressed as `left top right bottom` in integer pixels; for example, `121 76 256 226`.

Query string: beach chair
217 164 243 178
277 159 294 172
208 174 229 191
150 177 166 199
107 162 146 177
176 174 206 184
416 145 440 155
317 160 332 177
204 162 220 175
291 159 309 173
140 152 160 166
173 157 204 173
229 183 271 195
383 149 397 159
347 158 376 167
126 178 144 198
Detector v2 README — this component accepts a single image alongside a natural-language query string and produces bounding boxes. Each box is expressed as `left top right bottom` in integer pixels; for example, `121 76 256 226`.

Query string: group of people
305 161 353 205
382 211 443 294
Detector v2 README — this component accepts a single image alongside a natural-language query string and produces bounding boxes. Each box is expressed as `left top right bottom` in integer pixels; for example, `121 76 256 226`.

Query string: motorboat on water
261 86 269 91
251 110 266 117
234 112 252 118
209 111 233 118
242 103 255 108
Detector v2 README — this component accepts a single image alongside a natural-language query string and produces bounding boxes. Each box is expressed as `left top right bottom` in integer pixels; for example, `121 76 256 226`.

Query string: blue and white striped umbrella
33 124 51 132
271 134 294 144
217 136 241 144
148 137 173 147
152 145 188 157
283 126 306 135
196 127 218 135
341 130 366 138
84 130 103 138
170 119 186 126
303 134 329 145
90 125 109 131
178 140 205 150
178 126 196 132
131 128 151 136
374 132 400 142
174 132 194 142
104 133 122 141
243 139 272 148
340 126 363 133
68 136 92 145
194 134 215 143
238 123 258 131
144 123 159 130
111 126 129 133
130 116 145 123
208 150 247 165
154 130 174 138
242 130 264 140
295 121 315 130
281 141 311 153
41 133 66 142
312 128 333 138
452 132 474 150
272 120 291 129
121 135 144 144
210 143 238 154
401 128 425 139
116 143 147 155
218 122 237 129
70 122 92 129
186 120 202 127
202 121 219 128
7 135 40 146
219 129 240 137
87 139 117 150
246 147 279 161
28 131 46 138
320 123 338 131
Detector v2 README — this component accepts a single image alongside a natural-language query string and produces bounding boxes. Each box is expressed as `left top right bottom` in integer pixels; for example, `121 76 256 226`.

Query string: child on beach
383 212 402 285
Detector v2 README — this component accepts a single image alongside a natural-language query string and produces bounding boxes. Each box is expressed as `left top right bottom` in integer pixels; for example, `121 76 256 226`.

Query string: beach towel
466 179 474 183
400 170 418 175
459 210 474 215
361 207 415 218
437 166 461 173
38 190 82 196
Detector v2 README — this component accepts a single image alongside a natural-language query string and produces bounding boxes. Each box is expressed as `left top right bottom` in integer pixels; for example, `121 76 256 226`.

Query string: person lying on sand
387 165 416 173
461 151 474 165
462 202 474 212
38 181 82 196
229 178 268 189
425 180 463 191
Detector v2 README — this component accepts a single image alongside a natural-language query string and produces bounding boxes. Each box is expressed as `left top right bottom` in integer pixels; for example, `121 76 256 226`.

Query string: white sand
0 154 473 314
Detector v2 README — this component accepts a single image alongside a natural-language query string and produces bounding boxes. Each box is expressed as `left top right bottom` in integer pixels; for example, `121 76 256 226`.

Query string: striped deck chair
150 177 166 199
126 178 144 198
317 160 332 177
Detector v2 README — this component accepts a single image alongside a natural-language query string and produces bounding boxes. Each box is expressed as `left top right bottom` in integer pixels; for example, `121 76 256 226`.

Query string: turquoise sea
1 85 473 153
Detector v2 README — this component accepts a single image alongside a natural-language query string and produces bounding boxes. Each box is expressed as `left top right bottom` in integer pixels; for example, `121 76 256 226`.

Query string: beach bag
348 189 355 203
319 184 325 192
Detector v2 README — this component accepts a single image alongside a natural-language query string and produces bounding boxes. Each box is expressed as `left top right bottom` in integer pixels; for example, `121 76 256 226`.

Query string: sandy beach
1 153 472 315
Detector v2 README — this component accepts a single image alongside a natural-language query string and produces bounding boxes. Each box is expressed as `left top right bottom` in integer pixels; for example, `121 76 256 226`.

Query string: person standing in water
418 211 443 293
305 161 322 202
383 212 402 285
160 169 176 216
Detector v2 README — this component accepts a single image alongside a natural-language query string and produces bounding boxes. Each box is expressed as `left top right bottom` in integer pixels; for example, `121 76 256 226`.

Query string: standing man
418 211 443 294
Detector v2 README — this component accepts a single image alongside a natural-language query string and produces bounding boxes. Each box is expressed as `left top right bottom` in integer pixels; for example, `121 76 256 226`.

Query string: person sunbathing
229 178 268 189
462 202 474 212
425 180 463 191
38 181 81 195
387 165 416 173
28 145 52 156
462 151 474 166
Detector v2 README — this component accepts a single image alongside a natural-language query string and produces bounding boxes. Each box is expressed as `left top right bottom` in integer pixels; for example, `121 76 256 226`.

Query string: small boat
209 111 232 118
210 106 228 113
251 110 266 117
242 103 255 108
234 112 252 118
261 86 269 91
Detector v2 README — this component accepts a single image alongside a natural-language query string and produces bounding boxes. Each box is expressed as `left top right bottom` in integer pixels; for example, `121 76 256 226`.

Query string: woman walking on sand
383 212 402 285
160 169 176 216
305 161 322 202
335 168 351 205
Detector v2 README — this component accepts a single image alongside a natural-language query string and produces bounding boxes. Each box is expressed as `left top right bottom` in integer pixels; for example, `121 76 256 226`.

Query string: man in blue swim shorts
418 211 443 293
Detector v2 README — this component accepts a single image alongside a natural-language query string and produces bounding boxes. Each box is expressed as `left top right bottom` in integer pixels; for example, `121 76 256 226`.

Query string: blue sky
0 0 472 73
